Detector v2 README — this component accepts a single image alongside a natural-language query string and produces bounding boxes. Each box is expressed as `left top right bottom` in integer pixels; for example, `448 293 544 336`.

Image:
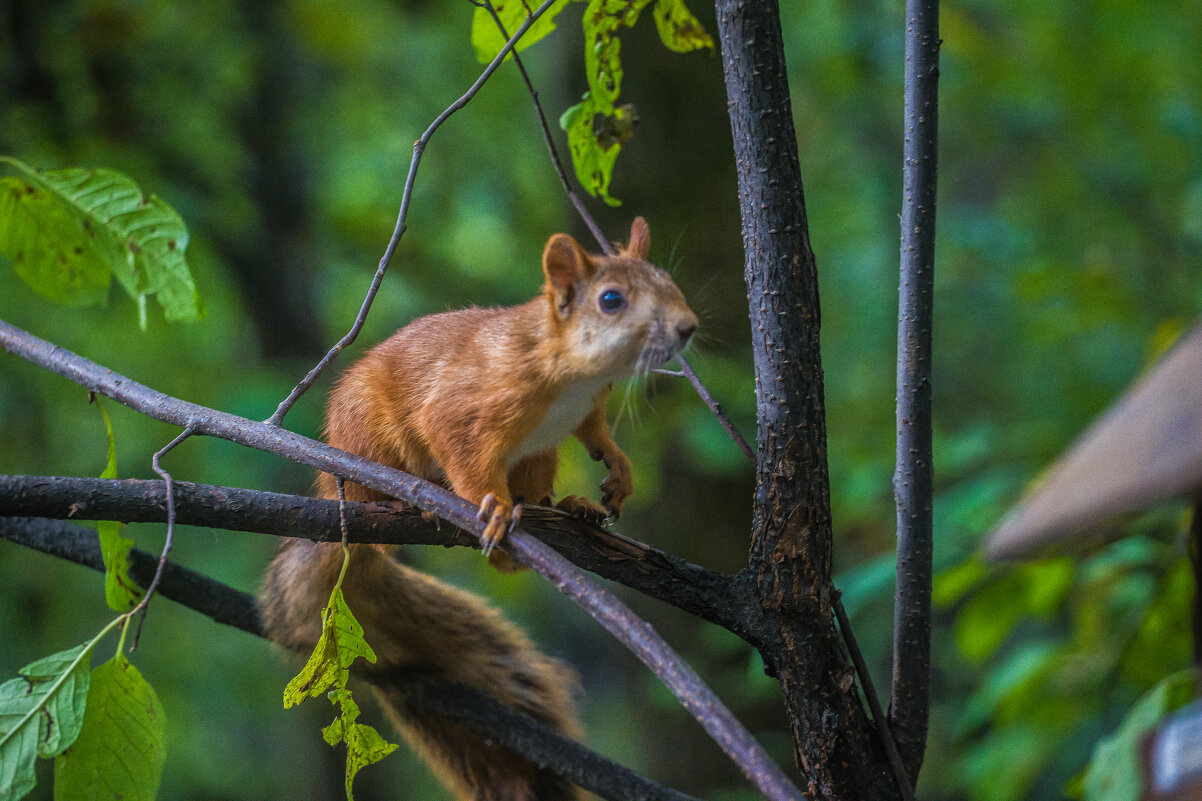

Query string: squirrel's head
541 217 698 380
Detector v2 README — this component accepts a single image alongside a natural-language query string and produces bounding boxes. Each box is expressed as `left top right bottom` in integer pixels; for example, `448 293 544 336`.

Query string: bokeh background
2 0 1201 799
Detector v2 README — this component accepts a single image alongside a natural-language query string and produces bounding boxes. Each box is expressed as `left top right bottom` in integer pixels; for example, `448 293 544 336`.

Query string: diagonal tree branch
0 319 803 801
891 0 940 779
0 474 755 641
0 516 699 801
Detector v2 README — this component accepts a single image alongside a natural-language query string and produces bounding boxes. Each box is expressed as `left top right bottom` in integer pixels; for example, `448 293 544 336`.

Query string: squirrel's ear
543 233 594 313
623 217 650 260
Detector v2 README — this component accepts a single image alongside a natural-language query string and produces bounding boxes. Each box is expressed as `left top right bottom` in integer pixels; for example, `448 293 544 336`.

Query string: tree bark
712 0 894 797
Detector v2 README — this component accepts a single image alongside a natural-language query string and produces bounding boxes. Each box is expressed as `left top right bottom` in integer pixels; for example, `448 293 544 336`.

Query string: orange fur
260 218 696 800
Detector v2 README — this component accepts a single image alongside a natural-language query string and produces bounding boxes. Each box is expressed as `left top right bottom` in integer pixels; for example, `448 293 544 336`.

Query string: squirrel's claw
477 493 515 557
556 495 609 524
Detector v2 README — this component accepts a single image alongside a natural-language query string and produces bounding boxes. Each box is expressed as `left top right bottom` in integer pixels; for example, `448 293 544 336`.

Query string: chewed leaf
0 156 203 327
470 0 573 63
0 644 93 801
322 689 398 800
283 586 377 708
54 655 167 801
560 95 630 207
652 0 714 52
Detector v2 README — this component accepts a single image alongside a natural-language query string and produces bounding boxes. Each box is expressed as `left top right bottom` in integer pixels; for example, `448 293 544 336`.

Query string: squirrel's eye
598 289 626 313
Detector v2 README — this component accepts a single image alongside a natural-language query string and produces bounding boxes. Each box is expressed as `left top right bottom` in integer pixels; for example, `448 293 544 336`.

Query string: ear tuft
543 233 593 312
623 217 650 260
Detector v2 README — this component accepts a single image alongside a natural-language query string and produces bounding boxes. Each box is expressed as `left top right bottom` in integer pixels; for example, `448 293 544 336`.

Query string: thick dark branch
0 517 699 801
0 474 753 641
0 321 801 801
891 0 939 779
713 0 894 797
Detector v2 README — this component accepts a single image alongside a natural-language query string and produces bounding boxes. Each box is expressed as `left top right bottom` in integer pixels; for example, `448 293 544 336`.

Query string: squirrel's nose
676 321 697 343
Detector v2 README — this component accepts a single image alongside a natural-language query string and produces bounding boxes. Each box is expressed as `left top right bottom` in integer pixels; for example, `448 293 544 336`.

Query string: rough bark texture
713 0 894 797
891 0 939 779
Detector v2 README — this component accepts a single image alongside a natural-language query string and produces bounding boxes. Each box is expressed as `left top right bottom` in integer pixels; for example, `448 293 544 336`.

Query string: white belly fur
511 378 611 462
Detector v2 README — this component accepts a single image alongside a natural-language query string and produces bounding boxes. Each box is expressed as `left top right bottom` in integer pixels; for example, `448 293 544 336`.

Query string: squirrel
258 217 698 800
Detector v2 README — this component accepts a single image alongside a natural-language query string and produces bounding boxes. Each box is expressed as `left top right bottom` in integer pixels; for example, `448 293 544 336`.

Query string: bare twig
266 0 565 428
676 354 755 464
130 425 195 648
833 596 917 801
892 0 940 779
0 320 803 801
0 516 702 801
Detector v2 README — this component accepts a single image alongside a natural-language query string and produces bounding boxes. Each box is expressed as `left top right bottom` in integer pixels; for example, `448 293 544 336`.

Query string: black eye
598 289 626 313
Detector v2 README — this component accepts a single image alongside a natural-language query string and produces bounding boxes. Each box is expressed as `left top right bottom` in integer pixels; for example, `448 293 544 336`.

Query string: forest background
2 0 1201 799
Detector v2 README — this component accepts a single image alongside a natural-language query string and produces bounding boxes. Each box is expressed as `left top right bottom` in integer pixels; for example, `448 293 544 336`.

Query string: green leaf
284 578 397 801
54 655 167 801
470 0 574 63
0 645 93 801
0 156 203 327
1082 670 1196 801
0 177 114 307
92 399 142 612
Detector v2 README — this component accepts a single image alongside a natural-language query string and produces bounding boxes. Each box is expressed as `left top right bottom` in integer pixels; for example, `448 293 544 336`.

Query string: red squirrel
259 218 697 800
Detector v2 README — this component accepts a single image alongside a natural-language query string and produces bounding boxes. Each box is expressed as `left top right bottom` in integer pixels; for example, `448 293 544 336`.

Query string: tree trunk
712 0 895 797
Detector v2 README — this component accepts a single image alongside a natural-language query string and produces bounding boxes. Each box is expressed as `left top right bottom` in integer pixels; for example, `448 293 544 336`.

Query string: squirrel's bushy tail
258 539 583 801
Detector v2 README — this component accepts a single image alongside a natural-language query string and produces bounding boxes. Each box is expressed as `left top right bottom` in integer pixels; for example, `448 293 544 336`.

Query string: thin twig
676 355 755 463
833 595 917 801
130 425 195 649
0 320 803 801
266 0 565 428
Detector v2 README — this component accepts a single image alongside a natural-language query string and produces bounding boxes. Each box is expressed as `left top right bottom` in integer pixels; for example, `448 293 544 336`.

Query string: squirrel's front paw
476 493 521 556
556 494 610 524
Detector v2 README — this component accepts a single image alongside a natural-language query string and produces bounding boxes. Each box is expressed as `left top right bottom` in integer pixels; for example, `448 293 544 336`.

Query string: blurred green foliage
1 0 1200 799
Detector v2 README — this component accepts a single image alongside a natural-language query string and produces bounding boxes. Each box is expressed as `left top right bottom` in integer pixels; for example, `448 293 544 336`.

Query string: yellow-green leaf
54 655 167 801
470 0 574 63
92 399 142 613
652 0 714 53
283 586 377 708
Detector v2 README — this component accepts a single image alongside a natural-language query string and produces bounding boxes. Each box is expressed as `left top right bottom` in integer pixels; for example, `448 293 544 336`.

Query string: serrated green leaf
0 156 202 327
92 399 141 613
0 645 93 801
1082 671 1196 801
54 655 166 801
470 0 573 63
